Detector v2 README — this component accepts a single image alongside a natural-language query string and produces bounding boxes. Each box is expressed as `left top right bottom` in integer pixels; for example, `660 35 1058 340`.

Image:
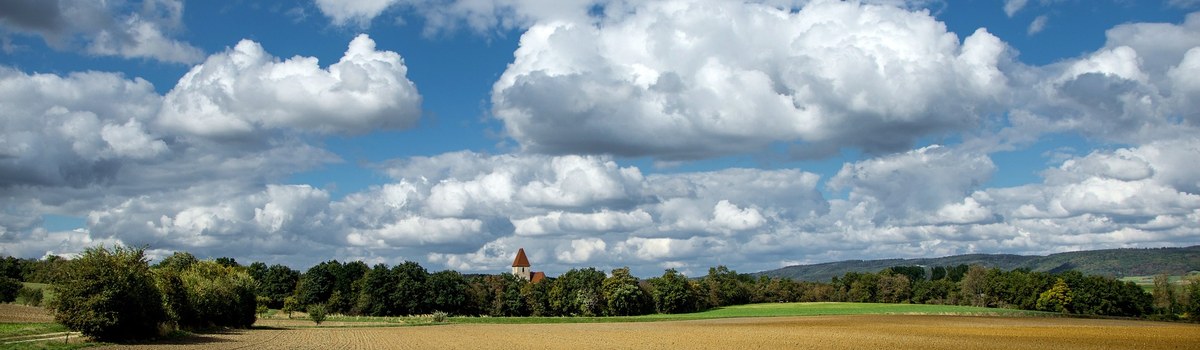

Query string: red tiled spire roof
512 248 531 267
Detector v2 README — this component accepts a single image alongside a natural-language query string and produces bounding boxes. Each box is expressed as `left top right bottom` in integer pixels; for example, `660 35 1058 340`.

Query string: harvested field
0 303 54 323
94 315 1200 350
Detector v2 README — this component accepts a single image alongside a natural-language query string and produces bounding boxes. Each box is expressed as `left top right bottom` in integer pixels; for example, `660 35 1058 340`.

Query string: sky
1 0 1199 278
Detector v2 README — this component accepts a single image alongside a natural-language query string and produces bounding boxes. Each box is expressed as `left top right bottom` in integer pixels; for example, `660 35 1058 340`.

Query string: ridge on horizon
754 245 1200 282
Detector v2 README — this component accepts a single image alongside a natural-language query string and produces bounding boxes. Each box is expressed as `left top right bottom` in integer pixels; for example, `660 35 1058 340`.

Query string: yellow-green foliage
177 261 258 328
52 246 166 342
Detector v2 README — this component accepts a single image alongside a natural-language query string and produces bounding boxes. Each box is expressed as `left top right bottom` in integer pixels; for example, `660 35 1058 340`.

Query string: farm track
1 331 82 345
93 315 1200 350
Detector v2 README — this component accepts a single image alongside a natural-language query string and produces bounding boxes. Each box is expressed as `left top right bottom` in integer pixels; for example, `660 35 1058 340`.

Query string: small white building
511 248 546 283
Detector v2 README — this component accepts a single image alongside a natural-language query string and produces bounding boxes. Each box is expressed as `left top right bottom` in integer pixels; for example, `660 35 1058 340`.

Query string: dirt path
93 315 1200 350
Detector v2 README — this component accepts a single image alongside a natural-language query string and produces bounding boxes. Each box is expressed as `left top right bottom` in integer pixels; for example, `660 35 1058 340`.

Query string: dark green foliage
648 269 699 314
603 267 651 316
214 257 239 268
247 262 268 282
876 273 911 303
355 264 397 316
17 285 44 306
257 264 300 309
549 268 606 316
295 260 367 315
52 246 166 342
0 256 25 280
700 266 751 308
296 260 341 307
0 276 20 302
154 268 194 328
24 255 69 284
391 261 429 315
427 270 469 315
930 266 947 281
483 273 527 316
885 266 926 282
1057 271 1151 316
750 276 803 303
911 279 957 304
335 261 368 314
154 252 198 271
1185 276 1200 321
521 278 552 316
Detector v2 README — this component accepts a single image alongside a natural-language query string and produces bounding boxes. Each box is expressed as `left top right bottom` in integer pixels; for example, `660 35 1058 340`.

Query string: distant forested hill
753 246 1200 282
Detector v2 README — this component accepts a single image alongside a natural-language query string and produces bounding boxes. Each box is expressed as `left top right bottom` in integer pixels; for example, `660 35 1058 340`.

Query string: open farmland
90 315 1200 350
0 304 55 323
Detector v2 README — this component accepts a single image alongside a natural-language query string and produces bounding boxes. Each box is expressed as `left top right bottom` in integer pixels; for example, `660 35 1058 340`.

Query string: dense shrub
177 261 258 328
17 286 43 306
648 269 700 314
308 303 327 325
0 276 20 302
52 246 166 342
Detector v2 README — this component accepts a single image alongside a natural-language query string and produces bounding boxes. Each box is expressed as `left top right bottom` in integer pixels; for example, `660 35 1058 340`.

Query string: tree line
3 246 1199 341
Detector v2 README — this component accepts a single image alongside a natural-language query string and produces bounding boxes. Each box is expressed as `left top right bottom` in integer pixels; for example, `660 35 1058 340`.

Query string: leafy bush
52 246 167 342
432 310 449 323
0 277 20 302
156 260 257 329
282 296 299 318
257 295 271 317
308 303 327 325
17 286 43 306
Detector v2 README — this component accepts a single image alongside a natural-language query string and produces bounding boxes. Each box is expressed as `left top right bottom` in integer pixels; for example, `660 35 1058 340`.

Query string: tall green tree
258 264 300 308
484 273 527 316
154 251 198 271
701 265 750 307
521 278 552 316
391 261 429 315
648 269 699 314
1152 273 1177 315
1037 278 1073 313
296 260 342 308
53 246 166 342
602 267 650 316
0 276 21 302
960 265 990 307
549 268 606 316
355 263 397 316
427 270 469 315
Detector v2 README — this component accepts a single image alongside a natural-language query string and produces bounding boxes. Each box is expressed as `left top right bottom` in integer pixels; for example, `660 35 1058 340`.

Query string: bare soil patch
92 315 1200 350
0 303 54 323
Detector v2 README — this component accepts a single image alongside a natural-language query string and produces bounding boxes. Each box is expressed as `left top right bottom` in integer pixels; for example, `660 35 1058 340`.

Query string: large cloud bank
0 0 204 63
492 1 1008 159
3 1 1199 277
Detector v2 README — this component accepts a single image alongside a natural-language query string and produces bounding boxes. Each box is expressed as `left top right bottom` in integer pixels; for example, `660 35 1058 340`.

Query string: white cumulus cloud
492 0 1008 160
159 34 422 138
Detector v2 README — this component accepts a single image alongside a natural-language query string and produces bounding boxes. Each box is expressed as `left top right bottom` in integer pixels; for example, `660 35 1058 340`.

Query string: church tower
511 248 531 280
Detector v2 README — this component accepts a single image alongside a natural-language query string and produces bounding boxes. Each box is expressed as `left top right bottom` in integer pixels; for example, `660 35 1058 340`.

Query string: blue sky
2 0 1199 277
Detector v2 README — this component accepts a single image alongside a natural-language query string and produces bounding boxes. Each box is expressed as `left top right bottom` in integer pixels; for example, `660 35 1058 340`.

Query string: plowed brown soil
93 315 1200 350
0 304 54 323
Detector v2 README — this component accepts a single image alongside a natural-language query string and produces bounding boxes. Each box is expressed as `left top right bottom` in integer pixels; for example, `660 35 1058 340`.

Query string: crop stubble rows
93 315 1200 350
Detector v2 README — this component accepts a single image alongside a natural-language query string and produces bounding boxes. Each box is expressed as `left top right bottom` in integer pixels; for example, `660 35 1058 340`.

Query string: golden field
91 315 1200 350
